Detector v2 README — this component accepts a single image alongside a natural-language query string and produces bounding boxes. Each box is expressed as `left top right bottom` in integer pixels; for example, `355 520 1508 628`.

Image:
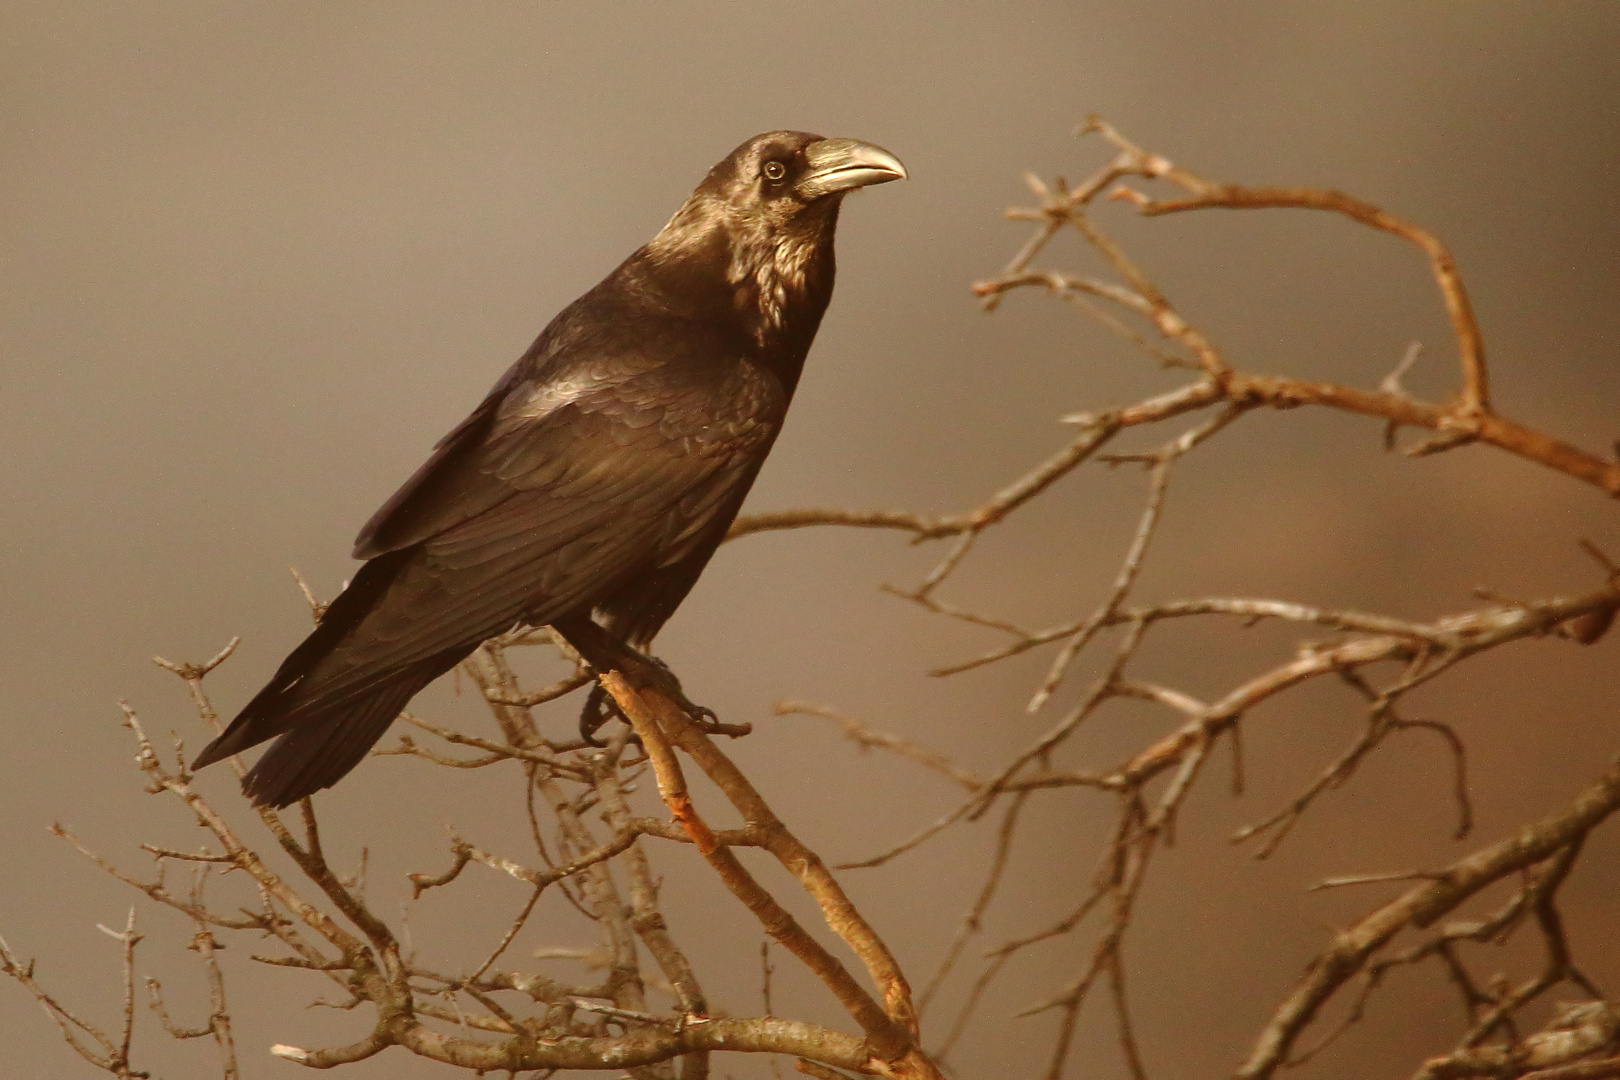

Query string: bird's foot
646 656 710 713
576 657 705 746
644 656 752 740
576 655 750 744
639 655 727 730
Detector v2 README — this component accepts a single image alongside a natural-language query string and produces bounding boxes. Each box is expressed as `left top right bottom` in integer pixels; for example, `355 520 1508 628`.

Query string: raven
191 131 906 808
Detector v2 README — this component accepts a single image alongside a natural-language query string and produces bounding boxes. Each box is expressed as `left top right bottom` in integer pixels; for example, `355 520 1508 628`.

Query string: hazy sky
3 4 1618 1078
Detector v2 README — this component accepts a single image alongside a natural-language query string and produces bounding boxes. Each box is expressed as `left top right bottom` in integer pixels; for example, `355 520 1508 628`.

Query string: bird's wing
350 369 517 560
284 362 779 714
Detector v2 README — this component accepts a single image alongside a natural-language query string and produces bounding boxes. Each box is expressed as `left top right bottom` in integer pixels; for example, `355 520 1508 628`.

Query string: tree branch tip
270 1044 311 1063
1380 342 1424 399
95 921 139 944
1401 429 1477 458
150 637 241 680
1107 184 1151 208
1307 870 1444 893
1469 586 1541 615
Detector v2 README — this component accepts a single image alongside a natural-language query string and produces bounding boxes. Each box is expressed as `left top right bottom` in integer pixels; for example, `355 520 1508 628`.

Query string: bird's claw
676 697 725 734
576 655 725 745
643 655 721 729
578 682 625 747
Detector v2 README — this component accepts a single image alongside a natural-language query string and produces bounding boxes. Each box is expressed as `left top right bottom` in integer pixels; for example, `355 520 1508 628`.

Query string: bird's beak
796 138 908 200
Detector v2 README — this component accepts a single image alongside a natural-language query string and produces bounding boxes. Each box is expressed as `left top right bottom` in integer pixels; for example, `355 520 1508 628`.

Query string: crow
190 131 907 808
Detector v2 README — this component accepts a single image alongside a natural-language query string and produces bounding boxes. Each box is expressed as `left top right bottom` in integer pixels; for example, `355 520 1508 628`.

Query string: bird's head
700 130 908 221
645 131 906 342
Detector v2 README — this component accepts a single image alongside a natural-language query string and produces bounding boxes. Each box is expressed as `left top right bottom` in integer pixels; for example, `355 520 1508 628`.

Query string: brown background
3 3 1619 1078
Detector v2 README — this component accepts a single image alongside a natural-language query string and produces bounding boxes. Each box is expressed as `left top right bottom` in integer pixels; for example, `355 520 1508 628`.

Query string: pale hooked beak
796 138 908 200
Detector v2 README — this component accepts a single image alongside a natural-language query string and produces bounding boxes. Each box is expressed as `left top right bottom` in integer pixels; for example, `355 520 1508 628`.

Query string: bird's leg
552 616 720 743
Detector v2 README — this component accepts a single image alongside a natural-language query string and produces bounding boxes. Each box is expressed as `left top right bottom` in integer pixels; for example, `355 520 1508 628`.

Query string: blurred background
3 3 1619 1077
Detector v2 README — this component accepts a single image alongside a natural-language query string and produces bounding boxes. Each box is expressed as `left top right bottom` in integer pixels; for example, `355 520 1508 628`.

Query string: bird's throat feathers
643 193 839 353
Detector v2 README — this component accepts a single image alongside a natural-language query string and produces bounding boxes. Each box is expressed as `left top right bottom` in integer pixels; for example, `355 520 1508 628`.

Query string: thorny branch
7 119 1619 1080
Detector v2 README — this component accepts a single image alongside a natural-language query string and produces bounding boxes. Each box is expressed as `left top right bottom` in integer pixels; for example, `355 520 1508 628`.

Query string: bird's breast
726 230 828 346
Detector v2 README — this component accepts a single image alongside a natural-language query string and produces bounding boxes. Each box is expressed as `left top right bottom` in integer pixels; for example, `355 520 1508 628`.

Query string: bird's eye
762 160 787 183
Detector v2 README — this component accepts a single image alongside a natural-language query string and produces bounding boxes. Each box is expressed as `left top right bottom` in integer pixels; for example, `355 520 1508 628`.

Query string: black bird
191 131 907 808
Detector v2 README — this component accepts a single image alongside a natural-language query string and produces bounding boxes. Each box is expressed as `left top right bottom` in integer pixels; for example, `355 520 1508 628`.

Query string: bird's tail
237 670 439 808
194 553 413 769
190 550 466 806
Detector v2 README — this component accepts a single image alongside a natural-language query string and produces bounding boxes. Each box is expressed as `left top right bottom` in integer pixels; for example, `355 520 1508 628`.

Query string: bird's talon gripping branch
631 664 739 739
644 664 727 735
576 655 735 744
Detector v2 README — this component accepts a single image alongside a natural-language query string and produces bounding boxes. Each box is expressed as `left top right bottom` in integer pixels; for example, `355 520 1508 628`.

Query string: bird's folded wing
283 385 768 715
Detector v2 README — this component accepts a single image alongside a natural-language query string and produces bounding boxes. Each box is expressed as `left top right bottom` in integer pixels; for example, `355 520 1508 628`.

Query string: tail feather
191 553 411 772
191 549 477 804
239 669 438 808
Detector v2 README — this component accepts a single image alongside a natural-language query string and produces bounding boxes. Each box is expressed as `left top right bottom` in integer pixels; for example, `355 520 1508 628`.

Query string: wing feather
273 392 771 717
